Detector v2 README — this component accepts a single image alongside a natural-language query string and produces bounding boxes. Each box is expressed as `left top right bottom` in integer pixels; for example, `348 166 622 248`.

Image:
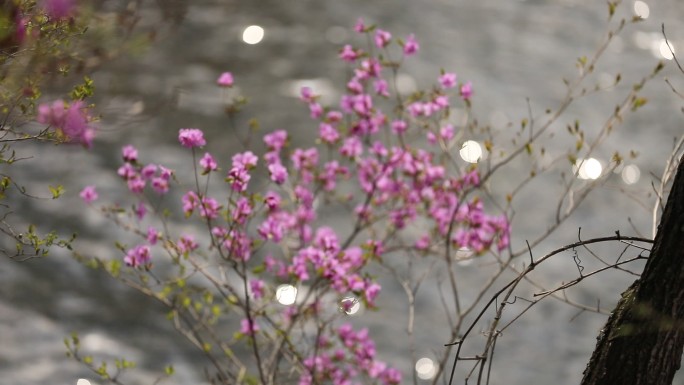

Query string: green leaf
607 1 617 17
49 185 64 199
165 365 175 376
631 97 648 111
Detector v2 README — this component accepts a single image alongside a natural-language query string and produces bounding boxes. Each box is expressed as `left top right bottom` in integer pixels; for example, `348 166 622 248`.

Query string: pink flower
460 81 473 100
326 110 342 122
232 151 258 169
340 136 362 158
159 166 173 180
264 151 280 165
291 148 319 170
250 279 265 299
182 191 200 216
347 78 363 94
433 95 450 109
37 100 96 148
263 130 288 151
199 152 218 173
79 186 98 203
374 29 392 48
151 177 169 195
147 227 161 245
403 34 419 55
200 196 220 219
463 170 480 187
263 191 281 211
178 128 206 148
268 163 288 184
391 120 408 134
374 79 389 97
439 72 457 89
141 164 157 179
440 124 455 141
127 176 145 194
319 123 340 143
117 163 136 180
354 18 366 33
258 215 285 242
223 230 252 262
339 44 359 62
135 201 147 220
415 235 431 250
122 145 138 162
217 72 234 87
364 282 381 306
124 245 151 268
381 367 402 385
178 235 198 254
232 197 252 224
227 166 251 192
309 102 323 119
300 86 314 103
240 318 259 336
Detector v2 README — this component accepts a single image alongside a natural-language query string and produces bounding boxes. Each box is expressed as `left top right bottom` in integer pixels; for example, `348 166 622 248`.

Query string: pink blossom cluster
178 128 206 148
227 151 258 192
124 244 151 268
37 100 96 148
299 324 401 385
264 226 380 305
295 25 509 255
117 145 174 196
82 22 512 384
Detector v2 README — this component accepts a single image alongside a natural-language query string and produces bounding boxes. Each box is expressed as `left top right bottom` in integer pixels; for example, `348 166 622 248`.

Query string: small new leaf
49 185 64 199
631 97 648 111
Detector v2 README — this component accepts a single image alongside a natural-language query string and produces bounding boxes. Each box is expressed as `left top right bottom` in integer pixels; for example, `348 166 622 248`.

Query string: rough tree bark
581 155 684 385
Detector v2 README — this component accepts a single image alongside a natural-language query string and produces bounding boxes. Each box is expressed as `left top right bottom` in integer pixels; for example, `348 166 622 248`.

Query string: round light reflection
455 247 474 265
415 357 438 380
460 140 482 163
575 158 602 180
396 73 417 94
339 296 360 315
243 25 265 45
621 164 640 185
275 284 297 305
634 1 650 19
77 380 91 385
658 39 675 60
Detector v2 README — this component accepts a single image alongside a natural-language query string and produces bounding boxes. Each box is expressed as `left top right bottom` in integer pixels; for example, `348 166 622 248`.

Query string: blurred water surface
2 1 684 384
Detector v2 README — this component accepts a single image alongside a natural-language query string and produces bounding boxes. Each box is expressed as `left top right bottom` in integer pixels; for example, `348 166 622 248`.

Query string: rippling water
3 1 684 384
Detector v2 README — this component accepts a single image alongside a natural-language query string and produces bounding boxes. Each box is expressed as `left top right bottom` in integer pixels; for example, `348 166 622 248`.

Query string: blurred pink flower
79 185 97 203
217 72 234 87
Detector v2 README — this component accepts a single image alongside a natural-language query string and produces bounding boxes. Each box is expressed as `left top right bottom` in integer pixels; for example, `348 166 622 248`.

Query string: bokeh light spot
460 140 482 163
275 284 297 305
658 39 674 60
243 25 265 45
415 357 437 380
634 1 650 19
621 164 640 185
575 158 602 180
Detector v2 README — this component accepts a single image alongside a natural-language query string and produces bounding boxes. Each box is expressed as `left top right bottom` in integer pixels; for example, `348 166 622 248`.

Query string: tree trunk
581 155 684 385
